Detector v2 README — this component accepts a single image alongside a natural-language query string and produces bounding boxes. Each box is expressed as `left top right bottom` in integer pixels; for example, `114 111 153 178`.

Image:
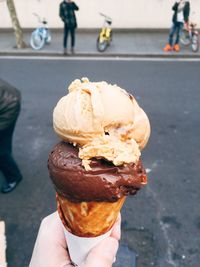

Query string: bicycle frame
30 13 51 50
99 28 112 42
96 13 113 52
183 23 198 41
191 24 199 37
35 27 48 39
99 13 112 42
33 13 48 30
180 22 199 52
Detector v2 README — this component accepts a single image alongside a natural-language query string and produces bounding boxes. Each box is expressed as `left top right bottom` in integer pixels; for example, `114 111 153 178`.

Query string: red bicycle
180 22 199 52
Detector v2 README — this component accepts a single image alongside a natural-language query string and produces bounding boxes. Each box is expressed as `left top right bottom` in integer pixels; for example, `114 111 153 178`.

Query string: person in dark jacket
0 80 23 193
59 0 79 55
164 0 190 52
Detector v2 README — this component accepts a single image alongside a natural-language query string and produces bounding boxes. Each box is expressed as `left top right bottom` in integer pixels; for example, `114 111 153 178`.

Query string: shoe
63 48 68 55
163 44 172 52
1 178 22 193
174 44 180 52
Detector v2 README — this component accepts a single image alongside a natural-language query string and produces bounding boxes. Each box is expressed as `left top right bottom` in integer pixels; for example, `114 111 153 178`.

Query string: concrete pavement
1 58 200 267
0 29 200 58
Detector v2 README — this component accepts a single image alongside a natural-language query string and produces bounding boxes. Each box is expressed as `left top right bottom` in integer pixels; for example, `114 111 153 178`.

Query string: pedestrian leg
164 23 177 51
0 153 23 184
63 23 69 55
0 122 23 184
70 27 75 54
174 22 183 51
175 22 183 44
169 23 177 46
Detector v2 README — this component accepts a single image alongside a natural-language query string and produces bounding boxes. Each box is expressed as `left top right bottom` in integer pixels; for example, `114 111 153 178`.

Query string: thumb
83 237 119 267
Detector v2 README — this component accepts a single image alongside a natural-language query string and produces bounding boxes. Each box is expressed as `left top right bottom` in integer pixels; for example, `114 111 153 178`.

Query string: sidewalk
0 29 199 58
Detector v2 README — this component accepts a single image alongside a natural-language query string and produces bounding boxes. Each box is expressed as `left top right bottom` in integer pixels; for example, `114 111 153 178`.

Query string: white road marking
146 186 178 267
145 159 178 266
1 55 200 62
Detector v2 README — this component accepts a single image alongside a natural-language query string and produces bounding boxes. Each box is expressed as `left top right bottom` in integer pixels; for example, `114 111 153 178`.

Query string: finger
40 212 67 248
83 237 119 267
110 213 121 241
32 212 72 265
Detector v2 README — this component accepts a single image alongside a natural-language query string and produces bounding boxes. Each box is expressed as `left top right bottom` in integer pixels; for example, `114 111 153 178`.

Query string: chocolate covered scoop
48 142 147 202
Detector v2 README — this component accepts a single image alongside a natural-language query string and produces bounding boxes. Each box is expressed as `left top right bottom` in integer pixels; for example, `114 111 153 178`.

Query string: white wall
0 0 200 29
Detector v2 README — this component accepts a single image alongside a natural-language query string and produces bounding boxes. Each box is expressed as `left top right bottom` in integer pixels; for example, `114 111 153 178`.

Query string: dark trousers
63 24 76 48
169 22 184 46
0 120 22 183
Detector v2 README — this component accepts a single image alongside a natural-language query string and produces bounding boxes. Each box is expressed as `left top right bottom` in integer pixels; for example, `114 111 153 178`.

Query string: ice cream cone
48 78 150 266
57 193 125 237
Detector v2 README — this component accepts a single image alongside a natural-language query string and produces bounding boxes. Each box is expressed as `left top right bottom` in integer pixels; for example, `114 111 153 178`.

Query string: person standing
59 0 79 55
164 0 190 52
0 80 23 193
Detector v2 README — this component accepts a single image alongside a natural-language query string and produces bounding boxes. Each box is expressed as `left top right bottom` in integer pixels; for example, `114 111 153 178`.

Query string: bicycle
30 13 51 50
180 22 199 52
97 13 112 52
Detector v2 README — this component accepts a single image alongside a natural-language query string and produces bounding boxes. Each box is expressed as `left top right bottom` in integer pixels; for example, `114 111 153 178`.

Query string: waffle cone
57 193 125 237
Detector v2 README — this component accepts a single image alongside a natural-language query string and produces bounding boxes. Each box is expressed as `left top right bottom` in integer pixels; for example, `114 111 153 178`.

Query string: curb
0 51 200 59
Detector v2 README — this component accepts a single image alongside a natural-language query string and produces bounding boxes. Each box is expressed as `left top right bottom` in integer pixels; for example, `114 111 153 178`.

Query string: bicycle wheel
97 36 108 52
180 29 191 46
30 31 45 50
191 35 199 52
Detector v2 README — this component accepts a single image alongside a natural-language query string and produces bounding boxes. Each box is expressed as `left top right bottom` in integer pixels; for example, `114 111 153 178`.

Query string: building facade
0 0 200 29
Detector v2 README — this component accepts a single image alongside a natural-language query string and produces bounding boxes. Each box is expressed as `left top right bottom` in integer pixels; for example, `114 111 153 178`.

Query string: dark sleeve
0 86 21 131
184 2 190 22
172 2 178 11
72 2 79 11
59 4 64 21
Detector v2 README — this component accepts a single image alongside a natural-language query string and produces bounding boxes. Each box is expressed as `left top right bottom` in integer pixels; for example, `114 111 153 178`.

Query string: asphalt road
0 57 199 267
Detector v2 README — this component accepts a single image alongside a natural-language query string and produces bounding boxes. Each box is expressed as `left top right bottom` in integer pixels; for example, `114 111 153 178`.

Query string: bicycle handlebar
33 13 41 21
32 12 47 24
99 12 112 22
190 22 197 27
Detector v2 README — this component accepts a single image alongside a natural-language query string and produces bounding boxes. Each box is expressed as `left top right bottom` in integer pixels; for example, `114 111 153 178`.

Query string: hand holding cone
48 78 150 265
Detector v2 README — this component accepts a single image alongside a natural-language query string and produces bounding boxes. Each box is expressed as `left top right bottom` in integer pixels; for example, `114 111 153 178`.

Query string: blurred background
1 0 200 29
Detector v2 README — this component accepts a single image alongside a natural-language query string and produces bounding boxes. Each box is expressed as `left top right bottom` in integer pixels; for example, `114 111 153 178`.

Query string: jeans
63 24 76 48
0 120 23 183
169 22 184 46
